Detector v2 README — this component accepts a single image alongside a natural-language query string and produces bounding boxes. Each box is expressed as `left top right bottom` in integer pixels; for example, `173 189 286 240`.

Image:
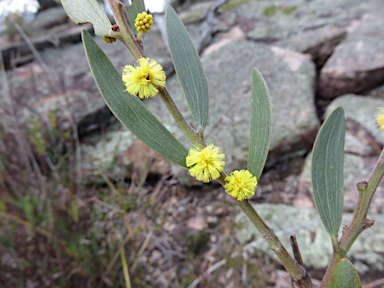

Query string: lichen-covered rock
235 203 384 273
219 0 378 42
218 0 382 70
80 119 171 184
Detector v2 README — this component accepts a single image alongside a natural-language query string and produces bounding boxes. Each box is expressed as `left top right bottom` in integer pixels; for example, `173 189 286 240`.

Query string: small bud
134 11 154 33
102 36 117 43
376 108 384 131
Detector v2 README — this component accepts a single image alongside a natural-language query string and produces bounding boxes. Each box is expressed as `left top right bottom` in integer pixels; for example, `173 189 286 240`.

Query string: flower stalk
158 88 205 148
238 200 313 287
108 0 144 60
215 175 313 287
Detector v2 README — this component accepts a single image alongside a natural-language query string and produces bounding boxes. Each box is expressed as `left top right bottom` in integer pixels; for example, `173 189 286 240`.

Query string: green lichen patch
263 4 297 16
221 0 251 11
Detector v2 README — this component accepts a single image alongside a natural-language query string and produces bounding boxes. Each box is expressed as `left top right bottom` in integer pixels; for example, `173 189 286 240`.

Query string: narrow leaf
248 69 272 179
82 30 188 167
62 0 111 36
311 107 345 237
166 5 209 129
126 0 146 33
329 258 362 288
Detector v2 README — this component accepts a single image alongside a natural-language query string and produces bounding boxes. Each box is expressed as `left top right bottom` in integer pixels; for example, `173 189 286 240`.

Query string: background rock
5 0 384 189
318 13 384 99
277 25 347 67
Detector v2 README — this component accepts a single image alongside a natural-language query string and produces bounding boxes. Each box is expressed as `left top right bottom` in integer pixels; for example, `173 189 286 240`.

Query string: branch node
357 181 368 192
290 234 304 266
363 218 375 229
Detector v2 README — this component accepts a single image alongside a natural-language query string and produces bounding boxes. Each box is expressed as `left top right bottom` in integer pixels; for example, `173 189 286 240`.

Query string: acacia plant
61 0 384 287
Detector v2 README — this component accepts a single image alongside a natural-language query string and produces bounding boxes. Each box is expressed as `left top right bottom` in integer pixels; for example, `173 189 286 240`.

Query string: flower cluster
376 108 384 131
224 170 257 201
122 58 166 99
135 12 153 33
186 144 225 183
102 36 117 43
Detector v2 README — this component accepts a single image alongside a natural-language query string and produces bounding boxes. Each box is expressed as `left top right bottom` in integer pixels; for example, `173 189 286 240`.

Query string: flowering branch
158 88 205 148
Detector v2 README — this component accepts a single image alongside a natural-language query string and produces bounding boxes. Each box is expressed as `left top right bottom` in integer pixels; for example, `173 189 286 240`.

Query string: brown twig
363 277 384 288
0 211 74 257
290 234 304 266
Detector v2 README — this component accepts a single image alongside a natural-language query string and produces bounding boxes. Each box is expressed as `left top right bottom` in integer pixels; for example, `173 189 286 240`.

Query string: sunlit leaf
311 107 345 237
166 5 209 129
248 68 272 179
329 258 362 288
82 30 188 167
62 0 111 36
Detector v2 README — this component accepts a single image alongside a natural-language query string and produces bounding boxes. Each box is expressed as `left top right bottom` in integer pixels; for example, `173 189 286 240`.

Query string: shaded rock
36 0 60 11
146 40 318 181
369 83 384 98
80 118 170 183
178 1 229 52
235 203 384 273
6 24 171 135
326 94 384 147
202 25 246 56
299 152 383 212
318 13 384 99
1 23 93 68
29 6 69 32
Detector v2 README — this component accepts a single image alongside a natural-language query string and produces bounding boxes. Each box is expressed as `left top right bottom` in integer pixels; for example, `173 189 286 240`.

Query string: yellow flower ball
224 170 257 201
186 144 225 183
102 36 117 44
376 108 384 131
135 12 153 33
122 58 166 99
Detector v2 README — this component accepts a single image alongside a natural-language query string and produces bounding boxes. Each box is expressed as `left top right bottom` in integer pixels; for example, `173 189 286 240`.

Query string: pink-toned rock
318 13 384 99
187 216 208 230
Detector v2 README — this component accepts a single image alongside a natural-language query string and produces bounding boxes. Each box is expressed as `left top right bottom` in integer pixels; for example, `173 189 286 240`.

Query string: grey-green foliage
82 30 188 167
166 5 209 130
247 68 272 179
311 107 345 237
329 258 362 288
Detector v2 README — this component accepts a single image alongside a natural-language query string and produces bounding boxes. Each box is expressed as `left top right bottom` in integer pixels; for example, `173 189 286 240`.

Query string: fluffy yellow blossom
135 12 153 33
376 108 384 131
186 144 225 183
224 170 257 201
122 58 166 99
